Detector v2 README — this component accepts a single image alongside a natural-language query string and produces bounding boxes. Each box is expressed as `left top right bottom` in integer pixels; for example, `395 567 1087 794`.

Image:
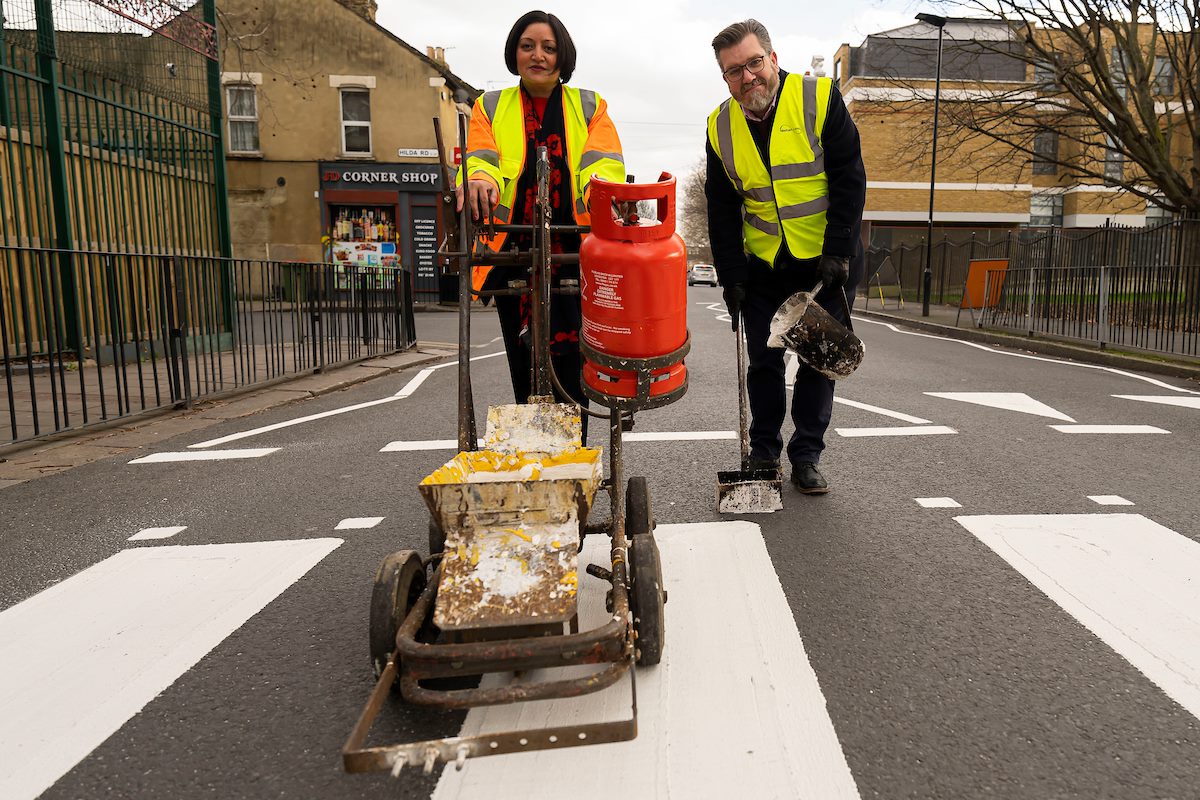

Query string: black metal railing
864 220 1200 359
1 246 416 447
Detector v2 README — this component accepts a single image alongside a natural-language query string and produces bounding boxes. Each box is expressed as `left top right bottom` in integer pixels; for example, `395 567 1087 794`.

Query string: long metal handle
735 312 750 468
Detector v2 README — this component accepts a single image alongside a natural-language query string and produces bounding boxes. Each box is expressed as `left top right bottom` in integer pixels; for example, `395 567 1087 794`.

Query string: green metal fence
1 0 231 362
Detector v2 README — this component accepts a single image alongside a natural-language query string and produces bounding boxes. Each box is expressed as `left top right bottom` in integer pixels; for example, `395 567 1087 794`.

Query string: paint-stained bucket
767 286 865 380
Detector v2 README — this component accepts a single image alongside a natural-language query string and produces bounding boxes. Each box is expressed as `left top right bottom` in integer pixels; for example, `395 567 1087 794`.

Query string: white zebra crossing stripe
129 448 279 463
433 522 861 800
0 538 342 800
955 514 1200 721
926 392 1076 421
1112 395 1200 409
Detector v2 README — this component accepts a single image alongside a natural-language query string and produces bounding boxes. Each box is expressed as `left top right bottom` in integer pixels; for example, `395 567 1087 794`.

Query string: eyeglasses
721 54 770 82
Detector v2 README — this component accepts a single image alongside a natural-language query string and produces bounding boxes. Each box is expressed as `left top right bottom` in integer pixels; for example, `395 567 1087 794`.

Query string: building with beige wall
217 0 477 299
833 19 1179 249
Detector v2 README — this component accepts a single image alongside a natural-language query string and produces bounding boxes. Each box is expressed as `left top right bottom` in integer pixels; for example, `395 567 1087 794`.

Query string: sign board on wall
397 148 439 158
410 206 439 294
319 162 441 192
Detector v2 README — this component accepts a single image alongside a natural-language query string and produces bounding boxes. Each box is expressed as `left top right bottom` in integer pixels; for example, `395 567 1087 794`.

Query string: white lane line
916 497 961 508
431 350 508 370
1113 394 1200 410
433 522 861 800
127 526 187 542
0 538 342 800
190 398 399 448
188 350 507 449
834 397 932 424
1049 424 1169 434
335 517 384 530
393 367 435 398
836 425 957 437
129 448 279 464
955 513 1200 721
624 430 736 441
1089 495 1134 506
381 439 458 452
926 391 1076 421
856 316 1200 395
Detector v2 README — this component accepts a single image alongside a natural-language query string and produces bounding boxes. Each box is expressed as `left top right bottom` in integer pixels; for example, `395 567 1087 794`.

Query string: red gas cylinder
579 173 688 406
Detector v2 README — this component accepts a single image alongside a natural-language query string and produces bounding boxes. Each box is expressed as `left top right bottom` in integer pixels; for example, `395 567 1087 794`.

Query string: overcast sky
377 0 928 186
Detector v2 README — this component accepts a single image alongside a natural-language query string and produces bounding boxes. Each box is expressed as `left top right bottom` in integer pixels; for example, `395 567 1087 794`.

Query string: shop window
226 85 259 153
340 88 372 155
1032 131 1058 175
1028 193 1063 227
328 205 398 289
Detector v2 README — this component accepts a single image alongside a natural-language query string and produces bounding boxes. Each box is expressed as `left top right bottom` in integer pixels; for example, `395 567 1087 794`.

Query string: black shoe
746 456 781 473
791 462 829 494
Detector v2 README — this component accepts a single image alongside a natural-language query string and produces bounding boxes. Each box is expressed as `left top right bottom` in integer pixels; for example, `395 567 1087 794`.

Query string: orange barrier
962 258 1009 309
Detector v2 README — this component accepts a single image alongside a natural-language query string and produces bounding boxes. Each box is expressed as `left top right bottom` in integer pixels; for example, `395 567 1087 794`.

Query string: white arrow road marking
127 526 187 542
0 538 342 800
834 397 933 424
433 522 862 800
129 448 279 463
856 316 1200 394
381 439 459 452
916 497 962 508
1049 424 1169 434
926 392 1076 421
1113 394 1200 410
955 514 1200 721
837 426 957 437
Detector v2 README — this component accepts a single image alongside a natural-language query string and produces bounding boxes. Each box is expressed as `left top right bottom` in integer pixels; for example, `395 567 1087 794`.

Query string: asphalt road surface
3 286 1199 799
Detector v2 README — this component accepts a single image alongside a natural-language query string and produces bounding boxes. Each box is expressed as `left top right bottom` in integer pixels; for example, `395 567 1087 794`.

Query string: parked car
688 263 718 286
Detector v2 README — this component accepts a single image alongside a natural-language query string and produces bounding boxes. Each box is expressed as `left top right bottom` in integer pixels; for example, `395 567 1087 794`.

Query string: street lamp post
917 12 947 317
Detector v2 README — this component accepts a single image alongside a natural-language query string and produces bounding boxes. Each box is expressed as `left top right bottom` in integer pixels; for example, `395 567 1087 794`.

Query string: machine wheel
626 476 654 537
629 534 665 666
369 550 426 679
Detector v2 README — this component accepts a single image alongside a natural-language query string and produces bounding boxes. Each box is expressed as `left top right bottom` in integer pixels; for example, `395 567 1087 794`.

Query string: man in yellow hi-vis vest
705 19 866 494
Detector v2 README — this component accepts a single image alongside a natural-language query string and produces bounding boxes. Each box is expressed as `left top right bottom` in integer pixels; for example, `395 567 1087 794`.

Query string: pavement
3 296 1197 489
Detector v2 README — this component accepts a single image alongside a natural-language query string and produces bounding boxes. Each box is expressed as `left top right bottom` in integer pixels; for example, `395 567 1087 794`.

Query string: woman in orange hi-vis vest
456 10 625 432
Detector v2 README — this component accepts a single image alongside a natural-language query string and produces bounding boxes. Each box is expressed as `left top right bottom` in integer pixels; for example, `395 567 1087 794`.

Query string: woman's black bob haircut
504 10 577 84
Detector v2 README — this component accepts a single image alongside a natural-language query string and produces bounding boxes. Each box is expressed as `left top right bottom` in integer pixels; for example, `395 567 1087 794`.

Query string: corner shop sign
319 162 442 191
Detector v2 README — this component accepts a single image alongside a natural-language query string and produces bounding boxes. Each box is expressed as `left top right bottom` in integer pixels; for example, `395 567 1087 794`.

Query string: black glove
722 283 745 331
818 254 850 289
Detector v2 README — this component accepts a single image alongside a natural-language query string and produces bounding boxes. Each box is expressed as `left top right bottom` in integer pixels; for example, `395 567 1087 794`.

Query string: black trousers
741 248 863 467
494 289 590 438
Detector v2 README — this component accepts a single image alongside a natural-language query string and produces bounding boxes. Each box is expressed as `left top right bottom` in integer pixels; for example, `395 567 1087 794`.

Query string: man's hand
455 178 499 222
722 283 746 332
818 254 850 288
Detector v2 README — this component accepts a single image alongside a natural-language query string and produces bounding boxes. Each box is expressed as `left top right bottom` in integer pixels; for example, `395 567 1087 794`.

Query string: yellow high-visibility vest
707 75 832 262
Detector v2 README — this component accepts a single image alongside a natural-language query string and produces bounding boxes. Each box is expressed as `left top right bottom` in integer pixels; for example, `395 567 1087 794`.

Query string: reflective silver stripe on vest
777 196 830 219
744 186 774 202
743 210 780 236
802 77 824 159
575 197 587 216
482 89 502 120
771 157 825 180
579 89 597 124
579 150 624 171
493 204 511 221
714 100 745 194
467 149 499 166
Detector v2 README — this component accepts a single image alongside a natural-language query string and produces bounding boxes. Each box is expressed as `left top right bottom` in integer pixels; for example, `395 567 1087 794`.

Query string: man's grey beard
740 75 778 114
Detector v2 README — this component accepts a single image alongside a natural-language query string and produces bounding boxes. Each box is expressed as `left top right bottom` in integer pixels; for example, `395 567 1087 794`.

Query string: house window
1033 59 1057 89
1146 200 1173 225
226 85 259 153
340 88 372 155
1110 48 1128 99
1154 57 1174 95
1104 135 1123 181
1029 193 1063 227
1032 131 1058 175
833 58 842 82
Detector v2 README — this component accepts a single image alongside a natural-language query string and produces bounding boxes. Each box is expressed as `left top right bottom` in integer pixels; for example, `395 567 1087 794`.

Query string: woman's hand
455 178 500 222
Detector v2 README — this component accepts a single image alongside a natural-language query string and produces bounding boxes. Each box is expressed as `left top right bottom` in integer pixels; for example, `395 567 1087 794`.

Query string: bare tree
901 0 1200 214
678 156 710 253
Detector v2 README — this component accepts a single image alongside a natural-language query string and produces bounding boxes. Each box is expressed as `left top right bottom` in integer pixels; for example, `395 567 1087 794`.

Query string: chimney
810 55 826 77
435 47 445 63
337 0 378 22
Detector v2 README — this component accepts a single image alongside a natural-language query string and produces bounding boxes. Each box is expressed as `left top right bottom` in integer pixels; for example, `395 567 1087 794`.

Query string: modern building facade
217 0 477 299
833 18 1180 249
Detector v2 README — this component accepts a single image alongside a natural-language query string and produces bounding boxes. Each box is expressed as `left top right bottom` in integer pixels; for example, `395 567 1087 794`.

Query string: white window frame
225 84 260 154
340 87 372 156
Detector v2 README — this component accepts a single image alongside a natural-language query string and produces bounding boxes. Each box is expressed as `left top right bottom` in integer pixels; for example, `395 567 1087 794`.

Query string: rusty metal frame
343 120 643 777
